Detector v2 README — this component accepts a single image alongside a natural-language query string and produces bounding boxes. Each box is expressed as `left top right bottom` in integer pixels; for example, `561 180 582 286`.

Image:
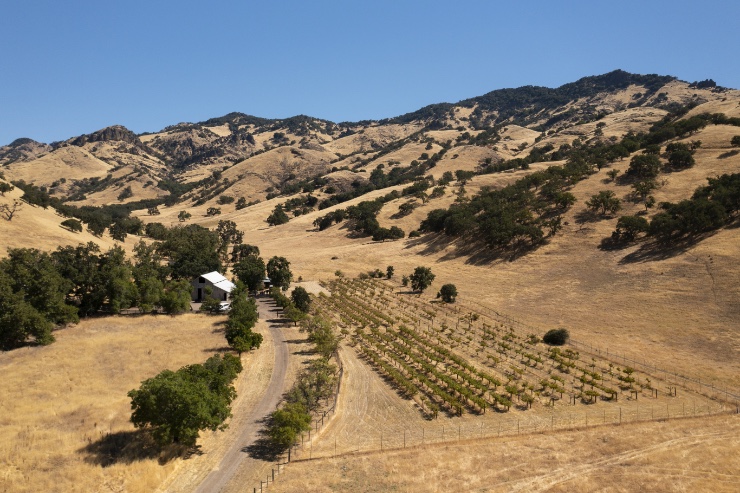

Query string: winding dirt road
193 295 289 493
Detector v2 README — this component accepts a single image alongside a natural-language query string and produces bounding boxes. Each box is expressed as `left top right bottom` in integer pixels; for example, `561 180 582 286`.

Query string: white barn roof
201 271 236 293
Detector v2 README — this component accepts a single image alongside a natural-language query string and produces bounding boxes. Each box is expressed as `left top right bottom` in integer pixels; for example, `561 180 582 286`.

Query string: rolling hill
1 69 738 492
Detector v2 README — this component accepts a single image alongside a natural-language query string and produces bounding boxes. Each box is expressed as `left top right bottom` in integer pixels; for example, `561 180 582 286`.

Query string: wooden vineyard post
458 424 461 440
422 427 425 445
619 407 622 425
334 437 336 457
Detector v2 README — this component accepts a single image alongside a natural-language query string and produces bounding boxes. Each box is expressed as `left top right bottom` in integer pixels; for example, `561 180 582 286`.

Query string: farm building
192 271 236 302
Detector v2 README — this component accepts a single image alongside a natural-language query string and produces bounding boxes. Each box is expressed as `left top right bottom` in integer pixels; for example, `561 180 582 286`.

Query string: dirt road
193 295 289 493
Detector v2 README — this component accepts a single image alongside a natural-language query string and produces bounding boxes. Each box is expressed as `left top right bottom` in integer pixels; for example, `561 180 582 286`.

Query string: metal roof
200 271 236 293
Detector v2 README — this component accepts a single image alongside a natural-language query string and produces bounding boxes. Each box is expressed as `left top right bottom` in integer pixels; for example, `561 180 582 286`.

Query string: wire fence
293 400 734 462
454 299 740 406
250 347 344 493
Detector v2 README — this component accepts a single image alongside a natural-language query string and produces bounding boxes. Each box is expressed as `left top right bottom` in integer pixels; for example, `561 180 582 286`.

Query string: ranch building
192 271 236 302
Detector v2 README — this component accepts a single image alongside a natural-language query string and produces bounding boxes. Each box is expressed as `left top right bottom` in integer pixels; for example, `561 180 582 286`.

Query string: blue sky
1 0 738 145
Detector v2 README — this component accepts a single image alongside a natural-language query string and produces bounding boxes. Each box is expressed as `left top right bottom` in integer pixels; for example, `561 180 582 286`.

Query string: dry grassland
0 313 255 493
272 413 740 493
207 124 739 391
3 146 111 187
0 184 133 257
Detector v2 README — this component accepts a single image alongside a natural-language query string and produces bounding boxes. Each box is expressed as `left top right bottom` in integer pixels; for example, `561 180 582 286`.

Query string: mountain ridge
3 70 734 148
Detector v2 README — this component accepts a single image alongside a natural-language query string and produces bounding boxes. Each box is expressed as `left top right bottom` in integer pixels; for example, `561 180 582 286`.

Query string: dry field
0 313 270 493
0 183 136 256
272 413 740 493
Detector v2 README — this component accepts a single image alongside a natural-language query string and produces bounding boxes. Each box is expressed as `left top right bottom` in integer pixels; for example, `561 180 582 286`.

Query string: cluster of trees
420 159 585 249
267 314 338 456
128 353 243 447
0 248 79 349
311 198 405 242
316 149 444 211
649 173 740 243
0 219 269 350
610 173 740 244
415 108 739 253
269 285 310 327
0 241 199 350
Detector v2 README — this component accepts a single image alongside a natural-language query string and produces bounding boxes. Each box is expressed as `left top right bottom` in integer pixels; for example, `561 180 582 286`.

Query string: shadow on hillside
404 232 537 265
617 237 704 264
79 429 191 467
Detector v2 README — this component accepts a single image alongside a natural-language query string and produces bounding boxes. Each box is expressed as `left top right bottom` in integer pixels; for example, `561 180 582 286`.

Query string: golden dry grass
3 146 111 187
272 413 740 493
1 80 739 492
0 183 138 257
0 313 242 493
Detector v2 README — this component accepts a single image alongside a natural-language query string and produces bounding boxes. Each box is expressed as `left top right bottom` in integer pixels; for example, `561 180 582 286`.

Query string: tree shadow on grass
617 235 708 264
243 416 285 462
403 232 537 265
78 429 193 467
203 345 233 353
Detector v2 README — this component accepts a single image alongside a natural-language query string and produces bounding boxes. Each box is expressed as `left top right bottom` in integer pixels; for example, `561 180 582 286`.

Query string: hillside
1 70 739 493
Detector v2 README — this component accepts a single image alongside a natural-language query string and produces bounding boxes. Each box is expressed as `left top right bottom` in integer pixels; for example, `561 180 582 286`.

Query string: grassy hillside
0 70 738 493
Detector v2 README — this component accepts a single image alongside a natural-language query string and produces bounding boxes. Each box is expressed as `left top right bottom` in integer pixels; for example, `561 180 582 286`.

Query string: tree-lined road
193 296 288 493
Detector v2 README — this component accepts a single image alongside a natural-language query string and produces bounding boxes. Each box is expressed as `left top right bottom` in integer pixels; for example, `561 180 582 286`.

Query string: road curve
194 295 288 493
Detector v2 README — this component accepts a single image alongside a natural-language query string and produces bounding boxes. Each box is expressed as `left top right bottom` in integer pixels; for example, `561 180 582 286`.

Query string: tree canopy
267 256 292 291
128 353 243 447
157 224 221 280
409 266 435 293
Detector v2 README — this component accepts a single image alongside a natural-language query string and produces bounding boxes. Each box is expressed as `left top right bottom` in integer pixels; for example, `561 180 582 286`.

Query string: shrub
543 328 569 345
218 195 235 205
437 283 458 303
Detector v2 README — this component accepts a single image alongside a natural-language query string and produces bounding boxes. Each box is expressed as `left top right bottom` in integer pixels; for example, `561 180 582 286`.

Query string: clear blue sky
1 0 737 145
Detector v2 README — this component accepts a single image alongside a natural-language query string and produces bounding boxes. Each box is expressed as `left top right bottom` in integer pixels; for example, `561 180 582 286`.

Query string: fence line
250 340 345 492
454 299 740 405
292 401 735 463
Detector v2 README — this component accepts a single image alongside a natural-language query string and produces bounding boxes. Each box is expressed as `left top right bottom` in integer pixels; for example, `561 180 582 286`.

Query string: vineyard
314 277 715 420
